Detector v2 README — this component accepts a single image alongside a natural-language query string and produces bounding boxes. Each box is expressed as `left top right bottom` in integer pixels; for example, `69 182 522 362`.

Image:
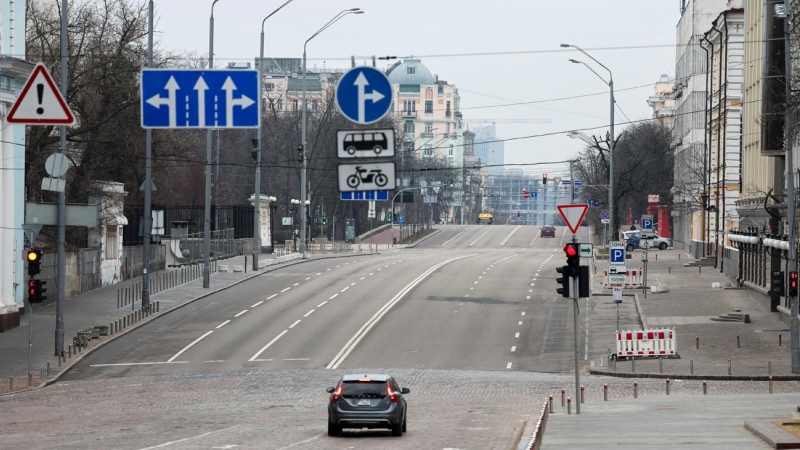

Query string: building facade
0 0 29 330
486 170 570 226
472 124 505 175
647 74 676 127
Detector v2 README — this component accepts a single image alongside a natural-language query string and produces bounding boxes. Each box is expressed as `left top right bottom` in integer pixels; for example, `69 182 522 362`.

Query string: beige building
647 74 676 128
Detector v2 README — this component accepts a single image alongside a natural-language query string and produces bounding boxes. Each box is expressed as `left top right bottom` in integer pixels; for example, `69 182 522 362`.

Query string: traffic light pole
571 235 581 414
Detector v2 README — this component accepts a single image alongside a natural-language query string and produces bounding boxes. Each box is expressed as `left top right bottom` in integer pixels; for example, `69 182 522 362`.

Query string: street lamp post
300 8 363 258
562 43 615 244
203 0 222 289
304 199 311 248
254 0 294 270
391 186 429 246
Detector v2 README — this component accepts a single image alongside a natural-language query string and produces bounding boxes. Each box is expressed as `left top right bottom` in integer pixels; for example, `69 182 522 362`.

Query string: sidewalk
0 250 373 393
591 248 795 379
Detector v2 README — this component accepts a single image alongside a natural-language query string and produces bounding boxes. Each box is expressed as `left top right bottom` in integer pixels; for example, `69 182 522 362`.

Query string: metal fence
117 261 216 310
176 228 236 263
123 205 254 245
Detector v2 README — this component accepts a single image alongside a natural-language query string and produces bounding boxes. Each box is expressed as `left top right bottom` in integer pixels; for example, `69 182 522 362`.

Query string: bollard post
769 376 774 394
567 397 571 415
728 359 732 375
679 253 681 260
769 360 772 376
9 376 12 391
46 362 50 377
696 336 699 350
780 333 782 346
603 384 608 401
110 322 114 335
690 359 694 375
699 266 701 274
68 344 72 358
634 381 638 398
549 395 553 413
561 389 565 406
659 357 663 373
157 301 160 313
737 335 740 348
703 380 707 395
669 266 671 274
580 386 584 403
40 365 44 378
62 351 66 364
666 379 670 395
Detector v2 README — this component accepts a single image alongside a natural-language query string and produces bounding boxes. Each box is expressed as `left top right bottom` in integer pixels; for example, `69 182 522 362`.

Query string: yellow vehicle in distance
477 213 494 225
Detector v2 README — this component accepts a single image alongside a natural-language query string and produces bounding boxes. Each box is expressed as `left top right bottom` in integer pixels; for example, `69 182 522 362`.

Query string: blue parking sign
610 248 625 264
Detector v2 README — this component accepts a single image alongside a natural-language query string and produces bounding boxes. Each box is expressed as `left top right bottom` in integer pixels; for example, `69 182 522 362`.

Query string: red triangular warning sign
557 204 589 234
7 63 75 125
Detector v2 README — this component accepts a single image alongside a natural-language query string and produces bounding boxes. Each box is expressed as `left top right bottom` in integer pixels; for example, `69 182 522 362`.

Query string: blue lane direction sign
340 191 389 201
141 69 259 129
335 66 393 125
398 215 405 224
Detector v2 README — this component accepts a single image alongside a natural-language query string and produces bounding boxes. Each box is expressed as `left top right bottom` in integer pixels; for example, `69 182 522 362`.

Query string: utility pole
141 0 154 311
55 0 68 357
204 0 220 288
783 0 798 374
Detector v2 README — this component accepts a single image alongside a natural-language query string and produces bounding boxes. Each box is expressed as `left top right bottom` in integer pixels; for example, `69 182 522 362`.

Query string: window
292 99 298 111
407 66 416 74
404 141 415 153
277 99 283 111
404 121 415 134
312 100 318 111
423 146 434 157
446 123 450 134
448 145 454 157
425 100 433 113
425 123 434 134
105 226 118 259
265 82 274 90
425 87 433 99
446 101 451 113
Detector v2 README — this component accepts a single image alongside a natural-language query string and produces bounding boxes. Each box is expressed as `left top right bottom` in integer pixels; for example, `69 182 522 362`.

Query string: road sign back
7 63 75 125
557 203 589 234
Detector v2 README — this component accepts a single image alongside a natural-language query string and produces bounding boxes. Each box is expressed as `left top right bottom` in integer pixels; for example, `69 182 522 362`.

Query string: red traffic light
564 244 578 257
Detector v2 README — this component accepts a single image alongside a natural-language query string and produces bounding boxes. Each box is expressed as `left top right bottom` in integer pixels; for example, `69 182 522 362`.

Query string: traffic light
297 144 304 162
578 265 590 298
28 279 36 303
35 280 47 303
772 271 786 296
323 216 328 225
387 212 393 222
564 243 580 277
790 272 799 297
542 173 548 184
27 249 42 276
517 210 520 218
556 266 570 298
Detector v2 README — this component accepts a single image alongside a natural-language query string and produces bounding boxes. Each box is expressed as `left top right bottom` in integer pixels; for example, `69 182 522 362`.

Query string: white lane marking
540 309 555 359
282 358 311 361
267 294 278 300
483 272 487 275
293 282 300 286
499 226 521 246
251 301 264 307
474 281 479 284
515 332 520 338
530 283 534 286
168 330 214 362
470 287 474 290
351 282 356 286
479 276 483 279
289 320 301 329
327 269 331 271
216 320 230 329
316 273 322 276
469 229 491 246
361 277 366 280
529 289 533 293
369 273 374 276
329 294 339 300
204 360 225 363
137 430 223 450
506 362 513 369
511 346 516 352
305 277 312 280
251 359 273 362
518 321 523 325
341 286 349 292
234 310 247 318
378 268 382 271
327 254 476 369
90 361 188 367
336 265 341 268
526 296 530 300
280 287 291 293
304 309 315 317
521 312 526 316
317 301 328 307
249 330 289 361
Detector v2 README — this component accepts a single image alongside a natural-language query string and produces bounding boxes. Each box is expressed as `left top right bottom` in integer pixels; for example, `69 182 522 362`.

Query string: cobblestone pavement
594 249 795 378
1 368 800 450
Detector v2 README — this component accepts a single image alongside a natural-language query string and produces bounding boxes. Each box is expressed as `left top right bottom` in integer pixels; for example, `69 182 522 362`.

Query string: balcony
421 132 435 138
402 110 417 118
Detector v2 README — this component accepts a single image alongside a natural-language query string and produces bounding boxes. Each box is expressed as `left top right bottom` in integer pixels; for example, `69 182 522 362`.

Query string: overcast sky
154 0 680 179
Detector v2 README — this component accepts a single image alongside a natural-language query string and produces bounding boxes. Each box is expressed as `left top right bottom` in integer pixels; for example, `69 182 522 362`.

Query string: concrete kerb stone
633 293 648 330
589 367 800 381
401 229 442 248
0 251 380 398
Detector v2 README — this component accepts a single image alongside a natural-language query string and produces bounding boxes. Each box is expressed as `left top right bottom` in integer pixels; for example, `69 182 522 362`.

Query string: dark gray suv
326 373 410 436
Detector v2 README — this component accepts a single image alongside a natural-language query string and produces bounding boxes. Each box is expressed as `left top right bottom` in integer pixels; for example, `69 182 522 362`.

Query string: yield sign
7 63 75 125
557 203 589 234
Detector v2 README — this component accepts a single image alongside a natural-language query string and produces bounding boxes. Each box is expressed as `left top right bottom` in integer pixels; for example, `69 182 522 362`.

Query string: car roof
341 373 392 382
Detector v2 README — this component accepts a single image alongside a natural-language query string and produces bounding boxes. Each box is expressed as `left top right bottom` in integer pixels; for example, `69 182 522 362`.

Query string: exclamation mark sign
36 84 44 115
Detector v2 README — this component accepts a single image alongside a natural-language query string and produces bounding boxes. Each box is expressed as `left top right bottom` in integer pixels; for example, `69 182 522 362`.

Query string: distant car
623 230 672 251
540 225 556 238
327 373 410 437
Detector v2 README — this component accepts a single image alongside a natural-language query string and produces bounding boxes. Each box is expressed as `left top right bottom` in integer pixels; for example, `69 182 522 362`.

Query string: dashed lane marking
234 310 247 318
289 320 301 329
304 309 315 317
216 320 230 329
267 294 278 300
251 301 263 307
280 287 291 293
249 329 289 361
506 362 513 369
511 346 516 352
317 301 328 307
515 332 520 338
329 294 339 300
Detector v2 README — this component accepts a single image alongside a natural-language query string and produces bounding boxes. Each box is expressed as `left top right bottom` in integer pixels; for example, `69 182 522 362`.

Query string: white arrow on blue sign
141 69 259 129
335 67 393 125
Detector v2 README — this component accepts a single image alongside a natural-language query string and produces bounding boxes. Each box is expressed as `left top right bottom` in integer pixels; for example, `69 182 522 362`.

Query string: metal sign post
572 235 581 414
642 247 649 298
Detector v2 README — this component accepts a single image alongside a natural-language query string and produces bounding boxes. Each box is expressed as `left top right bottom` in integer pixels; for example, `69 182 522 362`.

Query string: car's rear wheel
328 422 340 437
659 242 667 250
402 416 407 432
391 423 403 436
626 244 634 252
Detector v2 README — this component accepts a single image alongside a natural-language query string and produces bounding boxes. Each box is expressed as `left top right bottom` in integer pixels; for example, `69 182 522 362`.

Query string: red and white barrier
615 329 677 359
603 268 644 289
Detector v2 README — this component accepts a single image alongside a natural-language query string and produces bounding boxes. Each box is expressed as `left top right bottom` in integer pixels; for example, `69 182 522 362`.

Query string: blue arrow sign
398 215 405 224
141 69 259 129
335 67 393 125
340 190 389 201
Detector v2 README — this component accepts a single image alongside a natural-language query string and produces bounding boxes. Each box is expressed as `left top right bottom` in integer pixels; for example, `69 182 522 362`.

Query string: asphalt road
63 224 593 381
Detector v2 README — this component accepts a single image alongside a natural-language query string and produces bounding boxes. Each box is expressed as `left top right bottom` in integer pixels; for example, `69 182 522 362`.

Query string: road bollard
68 344 72 358
157 301 160 313
780 334 782 346
110 322 114 335
580 386 584 403
699 266 701 274
567 397 571 415
679 254 681 260
666 379 670 395
659 357 663 373
561 389 565 406
632 358 636 373
696 336 699 350
669 266 671 274
728 359 732 375
769 376 774 394
40 365 43 378
58 354 61 367
549 395 553 413
62 351 66 363
46 362 50 377
634 381 638 398
737 335 740 348
769 360 772 376
603 384 608 401
703 381 708 395
9 376 12 391
690 359 694 374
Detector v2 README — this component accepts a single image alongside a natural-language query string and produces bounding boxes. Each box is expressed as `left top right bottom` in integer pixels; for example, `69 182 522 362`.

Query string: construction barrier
615 329 677 359
603 268 644 289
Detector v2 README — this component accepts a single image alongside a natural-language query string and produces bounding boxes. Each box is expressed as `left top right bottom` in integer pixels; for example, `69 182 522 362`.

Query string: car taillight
331 381 343 402
386 382 398 403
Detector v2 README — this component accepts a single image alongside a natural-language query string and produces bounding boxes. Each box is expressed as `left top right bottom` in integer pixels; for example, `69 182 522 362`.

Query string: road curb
402 229 441 248
589 368 800 381
633 293 648 329
0 251 379 398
